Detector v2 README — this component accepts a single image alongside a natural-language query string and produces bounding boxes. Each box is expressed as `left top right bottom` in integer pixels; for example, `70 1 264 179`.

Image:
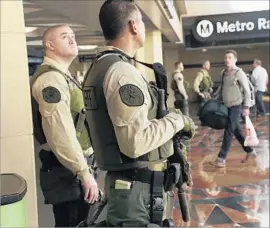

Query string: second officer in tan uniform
171 61 189 116
31 25 98 227
83 0 195 227
193 60 213 102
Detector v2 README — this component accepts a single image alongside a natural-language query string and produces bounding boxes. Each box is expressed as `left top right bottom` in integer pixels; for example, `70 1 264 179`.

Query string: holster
39 150 83 205
150 171 164 225
75 109 86 138
163 163 180 192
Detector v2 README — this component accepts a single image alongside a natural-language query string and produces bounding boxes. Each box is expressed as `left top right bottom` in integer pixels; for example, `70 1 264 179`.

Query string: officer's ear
128 19 138 35
44 40 55 51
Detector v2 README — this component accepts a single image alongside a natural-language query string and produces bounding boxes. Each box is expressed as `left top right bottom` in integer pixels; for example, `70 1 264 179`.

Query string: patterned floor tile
204 206 234 225
194 204 215 224
219 205 259 223
172 109 269 226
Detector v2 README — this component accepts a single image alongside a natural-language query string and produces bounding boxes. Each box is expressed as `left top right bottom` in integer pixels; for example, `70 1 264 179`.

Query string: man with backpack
171 61 189 116
211 50 256 168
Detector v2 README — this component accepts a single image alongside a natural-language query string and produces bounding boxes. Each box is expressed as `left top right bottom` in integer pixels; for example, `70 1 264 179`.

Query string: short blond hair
42 24 69 48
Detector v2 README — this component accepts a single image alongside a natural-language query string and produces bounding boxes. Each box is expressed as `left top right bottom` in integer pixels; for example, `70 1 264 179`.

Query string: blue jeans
218 105 253 160
256 91 266 115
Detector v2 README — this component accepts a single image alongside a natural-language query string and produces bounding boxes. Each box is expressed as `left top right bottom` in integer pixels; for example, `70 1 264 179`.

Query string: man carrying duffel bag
209 50 257 168
198 99 229 130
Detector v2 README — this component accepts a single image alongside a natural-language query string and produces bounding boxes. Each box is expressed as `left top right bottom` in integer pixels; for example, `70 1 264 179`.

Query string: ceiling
24 0 164 56
184 0 269 16
23 0 269 56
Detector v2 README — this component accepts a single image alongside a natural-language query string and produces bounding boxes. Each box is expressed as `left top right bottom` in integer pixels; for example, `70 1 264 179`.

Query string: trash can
1 173 27 227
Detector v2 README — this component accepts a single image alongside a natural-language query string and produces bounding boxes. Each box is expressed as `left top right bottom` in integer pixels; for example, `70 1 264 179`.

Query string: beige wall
136 30 163 82
0 0 38 227
163 43 270 105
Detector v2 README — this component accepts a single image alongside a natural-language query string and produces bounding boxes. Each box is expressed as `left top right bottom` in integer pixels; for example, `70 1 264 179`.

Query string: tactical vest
170 72 178 91
30 65 91 151
83 53 173 171
199 70 212 92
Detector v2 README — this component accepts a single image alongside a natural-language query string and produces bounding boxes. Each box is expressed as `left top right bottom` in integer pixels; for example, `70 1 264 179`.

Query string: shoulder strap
235 69 242 89
83 49 168 94
31 64 82 91
200 69 206 78
220 69 226 92
172 72 179 81
30 65 57 88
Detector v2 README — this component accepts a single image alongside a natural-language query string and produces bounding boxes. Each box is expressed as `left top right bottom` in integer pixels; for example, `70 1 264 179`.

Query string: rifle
132 60 191 222
76 190 107 227
151 63 191 223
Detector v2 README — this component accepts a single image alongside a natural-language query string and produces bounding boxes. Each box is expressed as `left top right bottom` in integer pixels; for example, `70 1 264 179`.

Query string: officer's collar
97 46 133 60
95 46 160 77
43 56 69 75
201 68 208 73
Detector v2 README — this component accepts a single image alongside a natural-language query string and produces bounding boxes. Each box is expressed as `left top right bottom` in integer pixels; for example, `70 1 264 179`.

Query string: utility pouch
76 109 86 138
164 163 180 192
150 171 164 225
39 150 83 205
40 167 83 205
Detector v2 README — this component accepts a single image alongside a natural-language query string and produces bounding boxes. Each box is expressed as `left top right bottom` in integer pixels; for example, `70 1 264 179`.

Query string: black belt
108 167 153 184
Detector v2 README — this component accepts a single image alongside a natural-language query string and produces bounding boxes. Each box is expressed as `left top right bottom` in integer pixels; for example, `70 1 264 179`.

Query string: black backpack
198 99 228 130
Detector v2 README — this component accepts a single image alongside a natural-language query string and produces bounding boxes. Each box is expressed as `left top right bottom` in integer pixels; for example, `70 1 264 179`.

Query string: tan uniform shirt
193 69 212 94
32 56 92 184
173 70 188 99
103 51 186 159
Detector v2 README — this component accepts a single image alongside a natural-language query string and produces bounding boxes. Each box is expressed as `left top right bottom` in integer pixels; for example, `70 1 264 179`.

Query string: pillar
136 30 163 82
0 1 38 226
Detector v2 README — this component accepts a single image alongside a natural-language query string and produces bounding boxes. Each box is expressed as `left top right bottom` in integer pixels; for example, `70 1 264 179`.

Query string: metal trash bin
1 173 27 227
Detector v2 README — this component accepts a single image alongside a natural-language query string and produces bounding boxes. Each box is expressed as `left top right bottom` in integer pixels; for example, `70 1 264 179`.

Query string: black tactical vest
83 52 173 171
30 65 91 151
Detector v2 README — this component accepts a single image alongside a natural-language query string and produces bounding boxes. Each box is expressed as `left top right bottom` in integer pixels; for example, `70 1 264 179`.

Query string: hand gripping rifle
135 61 191 223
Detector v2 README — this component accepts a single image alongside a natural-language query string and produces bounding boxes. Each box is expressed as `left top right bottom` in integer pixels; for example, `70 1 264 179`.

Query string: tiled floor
36 105 269 227
172 115 269 228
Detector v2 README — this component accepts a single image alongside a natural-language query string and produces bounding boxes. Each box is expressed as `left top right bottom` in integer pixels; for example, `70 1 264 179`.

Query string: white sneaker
241 150 257 163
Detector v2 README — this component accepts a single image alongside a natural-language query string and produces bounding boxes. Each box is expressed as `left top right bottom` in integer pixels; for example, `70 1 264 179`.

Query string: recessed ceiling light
78 45 97 50
25 27 37 33
27 40 42 46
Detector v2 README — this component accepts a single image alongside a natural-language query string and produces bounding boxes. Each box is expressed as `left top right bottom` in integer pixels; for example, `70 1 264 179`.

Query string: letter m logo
196 20 214 38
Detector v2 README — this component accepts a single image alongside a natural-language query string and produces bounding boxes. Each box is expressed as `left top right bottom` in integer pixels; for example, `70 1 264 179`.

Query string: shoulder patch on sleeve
42 86 61 103
119 84 144 107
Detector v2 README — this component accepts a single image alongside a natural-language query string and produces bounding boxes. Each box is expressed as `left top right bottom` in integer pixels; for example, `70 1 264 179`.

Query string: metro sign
196 17 270 38
182 10 270 48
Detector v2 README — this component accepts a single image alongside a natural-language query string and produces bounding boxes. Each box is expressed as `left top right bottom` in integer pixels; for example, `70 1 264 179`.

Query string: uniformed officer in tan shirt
83 1 196 226
172 61 189 116
31 25 98 227
193 60 213 102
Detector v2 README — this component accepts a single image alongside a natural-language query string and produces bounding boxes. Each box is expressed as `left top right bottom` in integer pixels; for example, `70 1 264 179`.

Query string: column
136 30 163 82
0 1 38 227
